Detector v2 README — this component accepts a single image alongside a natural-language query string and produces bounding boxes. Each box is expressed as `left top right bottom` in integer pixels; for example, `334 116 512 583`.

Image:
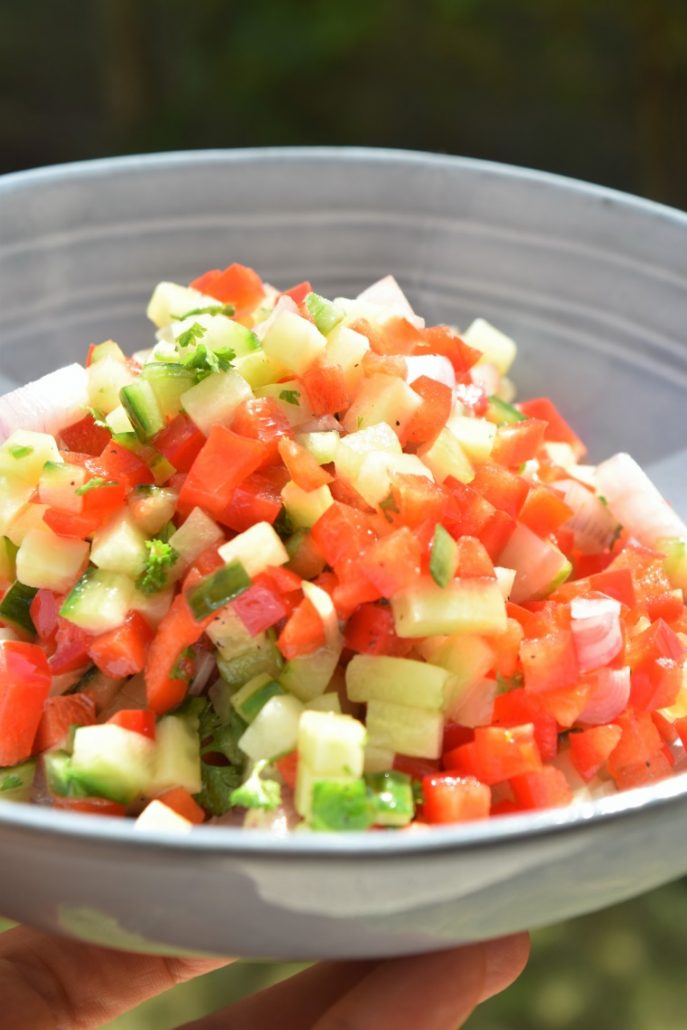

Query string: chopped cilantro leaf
0 774 22 791
135 538 179 595
279 389 300 406
230 760 282 811
176 321 207 349
174 303 235 320
195 763 244 818
182 343 236 381
7 445 33 459
75 477 118 495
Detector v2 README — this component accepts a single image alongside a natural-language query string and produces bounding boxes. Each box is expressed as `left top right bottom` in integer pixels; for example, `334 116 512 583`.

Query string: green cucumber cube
346 654 450 710
365 699 443 759
238 694 304 761
70 724 156 804
217 521 289 578
391 576 507 637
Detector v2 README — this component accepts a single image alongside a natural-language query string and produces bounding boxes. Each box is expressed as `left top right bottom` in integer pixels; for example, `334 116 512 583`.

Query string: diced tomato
311 502 378 570
281 281 313 305
445 724 542 785
569 725 623 782
88 613 155 679
491 419 547 468
606 711 672 789
276 596 326 661
156 786 205 824
231 397 293 466
414 325 482 377
625 618 685 669
453 536 495 579
652 710 679 744
510 767 573 809
52 796 126 817
0 641 52 765
386 474 447 530
30 590 60 642
190 263 265 315
43 508 101 540
519 485 573 538
33 693 97 753
361 351 407 378
422 774 491 824
49 619 93 675
518 397 587 459
630 657 683 712
300 361 350 415
190 546 226 578
403 376 453 446
609 544 683 622
60 414 112 456
442 723 475 754
471 464 529 520
231 580 288 636
145 574 209 715
109 709 157 740
219 467 287 533
492 689 558 761
443 479 515 559
345 603 412 657
154 413 206 472
98 441 154 490
533 684 591 729
275 750 299 789
358 526 421 597
587 568 637 609
352 316 420 356
519 624 579 694
486 618 524 679
277 438 333 491
79 477 127 524
178 426 268 521
331 560 383 618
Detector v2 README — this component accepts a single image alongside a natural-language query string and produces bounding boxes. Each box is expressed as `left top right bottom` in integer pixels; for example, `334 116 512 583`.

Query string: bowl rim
2 145 687 858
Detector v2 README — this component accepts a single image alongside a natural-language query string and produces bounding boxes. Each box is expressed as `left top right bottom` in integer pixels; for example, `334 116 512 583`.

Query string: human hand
0 923 529 1029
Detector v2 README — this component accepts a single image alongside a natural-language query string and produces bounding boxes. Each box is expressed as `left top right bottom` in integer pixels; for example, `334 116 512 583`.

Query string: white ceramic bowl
1 149 686 959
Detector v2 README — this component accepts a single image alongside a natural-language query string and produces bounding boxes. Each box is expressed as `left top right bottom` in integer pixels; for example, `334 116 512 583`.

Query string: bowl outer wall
0 147 686 957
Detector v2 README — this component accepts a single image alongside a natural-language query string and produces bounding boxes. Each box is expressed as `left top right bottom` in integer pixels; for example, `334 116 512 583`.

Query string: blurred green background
2 1 687 1026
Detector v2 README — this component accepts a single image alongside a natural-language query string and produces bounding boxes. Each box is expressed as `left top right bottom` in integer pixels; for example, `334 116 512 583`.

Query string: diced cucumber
88 355 135 414
446 414 497 463
342 374 421 437
89 339 127 364
69 724 156 803
0 581 37 636
295 431 340 466
105 404 134 434
181 370 252 436
146 281 223 329
207 605 256 656
5 503 50 548
497 522 572 603
392 576 507 637
298 710 367 777
171 312 259 358
325 324 369 392
135 799 193 833
0 430 61 484
462 317 517 374
659 538 687 593
120 380 165 442
217 637 282 687
90 511 148 579
365 699 443 759
261 310 327 375
60 568 135 633
0 476 33 536
217 521 289 578
364 742 395 774
285 529 327 579
346 654 450 710
169 507 224 568
238 694 304 761
309 777 375 831
127 486 178 537
419 634 495 698
305 692 342 714
0 759 36 802
231 673 286 723
486 395 526 425
16 527 89 592
366 770 415 827
304 292 344 335
419 427 474 484
429 524 458 588
254 380 315 427
354 452 431 509
280 645 341 702
281 481 334 529
131 585 174 626
38 461 86 513
0 536 18 582
186 561 251 620
141 362 196 419
147 712 202 796
234 349 284 389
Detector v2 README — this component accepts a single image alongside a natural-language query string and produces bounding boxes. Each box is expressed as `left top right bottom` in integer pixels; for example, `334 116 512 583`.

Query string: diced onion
570 595 623 673
404 355 456 391
578 666 631 725
189 651 217 696
301 580 342 650
557 478 619 554
595 452 687 547
0 364 89 444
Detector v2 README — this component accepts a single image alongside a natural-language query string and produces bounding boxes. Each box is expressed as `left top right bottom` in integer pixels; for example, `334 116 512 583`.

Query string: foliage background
2 1 687 1027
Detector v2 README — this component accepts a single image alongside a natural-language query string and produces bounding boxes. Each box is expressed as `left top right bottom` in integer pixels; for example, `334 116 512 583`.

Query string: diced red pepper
109 709 157 740
344 603 413 657
276 596 325 661
98 441 154 490
569 725 623 782
219 467 287 533
422 774 491 824
445 724 542 785
518 485 573 537
88 612 155 679
606 711 672 789
414 325 482 377
190 263 265 316
471 463 529 520
352 316 420 356
300 361 350 415
533 684 591 729
386 474 447 530
608 544 683 622
145 573 210 715
43 508 101 540
156 786 205 823
510 766 573 809
154 413 206 472
0 641 52 765
442 722 475 754
48 618 93 676
178 426 268 521
277 438 333 491
310 502 378 570
231 580 288 636
518 397 587 459
281 281 313 305
393 755 440 780
60 414 112 456
52 796 126 817
588 568 637 609
486 618 524 680
331 560 383 618
30 590 60 642
491 419 547 468
520 626 578 694
358 526 422 597
34 694 97 754
361 351 408 378
275 750 299 789
492 689 558 762
404 376 453 446
454 536 495 579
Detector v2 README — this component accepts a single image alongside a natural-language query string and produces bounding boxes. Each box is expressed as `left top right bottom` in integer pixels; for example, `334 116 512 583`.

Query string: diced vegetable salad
1 262 687 833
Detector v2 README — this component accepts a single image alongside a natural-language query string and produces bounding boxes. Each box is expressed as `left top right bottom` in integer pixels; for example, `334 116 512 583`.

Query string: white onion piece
297 415 343 433
188 651 217 696
355 275 424 328
301 580 342 650
570 595 623 673
0 364 89 444
449 677 497 727
578 666 631 725
557 478 619 554
595 452 687 547
251 294 298 341
404 355 456 390
469 362 500 395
